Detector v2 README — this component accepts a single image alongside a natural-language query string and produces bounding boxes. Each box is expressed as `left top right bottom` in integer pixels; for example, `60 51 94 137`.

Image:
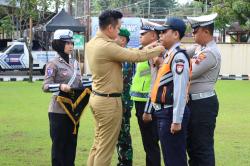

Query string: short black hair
175 29 185 40
99 10 123 30
202 23 214 35
52 40 66 53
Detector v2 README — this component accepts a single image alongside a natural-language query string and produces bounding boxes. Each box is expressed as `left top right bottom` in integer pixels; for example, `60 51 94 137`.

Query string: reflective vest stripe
139 68 151 77
160 73 173 82
151 52 175 103
159 77 173 87
151 46 192 104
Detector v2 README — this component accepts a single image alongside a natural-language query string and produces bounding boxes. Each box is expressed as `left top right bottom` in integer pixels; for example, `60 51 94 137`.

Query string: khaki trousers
87 94 123 166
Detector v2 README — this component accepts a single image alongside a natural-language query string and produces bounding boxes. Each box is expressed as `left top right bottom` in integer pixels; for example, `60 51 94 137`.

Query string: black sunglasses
192 27 200 34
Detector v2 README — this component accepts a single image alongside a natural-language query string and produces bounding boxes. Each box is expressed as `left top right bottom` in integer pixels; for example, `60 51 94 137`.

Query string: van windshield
1 45 11 52
7 45 24 54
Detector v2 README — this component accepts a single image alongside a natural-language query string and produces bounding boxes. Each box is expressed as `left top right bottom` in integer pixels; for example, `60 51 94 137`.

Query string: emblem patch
176 64 184 74
47 68 53 76
198 53 206 61
192 53 206 64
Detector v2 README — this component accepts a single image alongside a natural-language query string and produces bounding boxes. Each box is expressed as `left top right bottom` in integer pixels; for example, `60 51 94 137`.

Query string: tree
55 0 66 13
165 1 203 18
141 0 178 18
91 0 177 18
21 0 38 82
67 0 73 15
91 0 130 12
131 0 178 18
0 16 13 38
211 0 250 42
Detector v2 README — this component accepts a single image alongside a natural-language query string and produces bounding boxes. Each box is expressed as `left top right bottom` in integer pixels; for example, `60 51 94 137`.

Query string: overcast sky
177 0 193 4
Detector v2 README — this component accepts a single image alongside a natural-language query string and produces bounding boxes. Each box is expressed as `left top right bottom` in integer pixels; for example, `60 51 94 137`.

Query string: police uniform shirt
42 55 82 114
168 42 190 123
148 59 159 97
148 50 166 97
189 40 221 94
85 30 163 94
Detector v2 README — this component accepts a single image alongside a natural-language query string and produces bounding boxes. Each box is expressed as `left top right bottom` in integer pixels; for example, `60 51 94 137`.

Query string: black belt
92 90 121 97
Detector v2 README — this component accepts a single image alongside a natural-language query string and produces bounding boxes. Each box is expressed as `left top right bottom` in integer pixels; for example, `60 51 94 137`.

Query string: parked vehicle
0 41 57 74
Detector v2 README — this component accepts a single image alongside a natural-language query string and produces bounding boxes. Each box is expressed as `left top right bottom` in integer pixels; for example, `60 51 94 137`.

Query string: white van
0 41 57 74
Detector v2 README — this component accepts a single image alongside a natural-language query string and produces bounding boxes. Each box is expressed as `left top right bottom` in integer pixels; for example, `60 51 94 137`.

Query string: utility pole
68 0 73 15
55 0 59 13
205 0 208 13
148 0 150 18
75 0 78 17
28 17 33 82
84 0 90 41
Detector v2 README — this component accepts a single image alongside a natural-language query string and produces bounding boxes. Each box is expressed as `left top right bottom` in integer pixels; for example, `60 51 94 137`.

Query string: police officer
186 13 221 166
130 19 161 166
42 29 82 166
149 17 191 166
115 28 134 166
85 10 165 166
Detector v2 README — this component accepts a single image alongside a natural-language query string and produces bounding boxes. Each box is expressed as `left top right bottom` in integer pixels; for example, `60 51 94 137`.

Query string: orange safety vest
151 47 192 105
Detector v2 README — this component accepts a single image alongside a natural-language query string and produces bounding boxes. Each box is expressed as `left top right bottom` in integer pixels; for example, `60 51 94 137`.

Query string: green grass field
0 81 250 166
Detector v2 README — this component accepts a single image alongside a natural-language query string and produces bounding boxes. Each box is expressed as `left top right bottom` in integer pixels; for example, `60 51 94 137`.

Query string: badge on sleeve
176 63 184 75
47 68 54 76
192 53 206 64
198 53 206 61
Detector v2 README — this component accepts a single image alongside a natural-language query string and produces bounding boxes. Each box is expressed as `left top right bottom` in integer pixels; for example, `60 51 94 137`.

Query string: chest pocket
57 68 73 83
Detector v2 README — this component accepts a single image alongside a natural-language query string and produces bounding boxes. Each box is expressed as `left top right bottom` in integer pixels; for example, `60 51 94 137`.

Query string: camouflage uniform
116 62 135 166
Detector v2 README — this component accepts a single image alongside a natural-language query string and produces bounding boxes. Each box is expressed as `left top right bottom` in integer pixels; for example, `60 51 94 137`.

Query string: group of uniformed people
43 9 221 166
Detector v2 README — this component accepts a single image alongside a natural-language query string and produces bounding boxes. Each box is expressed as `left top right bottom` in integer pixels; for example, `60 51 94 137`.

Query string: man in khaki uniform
85 10 165 166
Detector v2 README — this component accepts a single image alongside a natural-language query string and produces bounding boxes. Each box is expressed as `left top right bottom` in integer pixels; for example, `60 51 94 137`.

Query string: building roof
227 22 248 34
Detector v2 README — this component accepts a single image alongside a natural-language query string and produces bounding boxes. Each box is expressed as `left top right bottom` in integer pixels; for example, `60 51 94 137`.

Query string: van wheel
0 66 4 72
40 65 46 75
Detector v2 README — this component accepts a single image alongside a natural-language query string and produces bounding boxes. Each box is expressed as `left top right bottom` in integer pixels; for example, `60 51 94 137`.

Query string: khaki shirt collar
96 30 115 42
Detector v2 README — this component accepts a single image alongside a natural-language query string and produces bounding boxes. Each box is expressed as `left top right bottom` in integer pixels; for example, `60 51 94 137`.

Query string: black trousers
154 106 190 166
134 101 161 166
187 95 219 166
49 113 79 166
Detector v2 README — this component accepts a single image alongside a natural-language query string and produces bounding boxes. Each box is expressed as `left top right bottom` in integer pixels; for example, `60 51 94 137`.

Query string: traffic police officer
42 29 82 166
149 17 191 166
115 28 134 166
130 18 162 166
186 13 221 166
85 10 165 166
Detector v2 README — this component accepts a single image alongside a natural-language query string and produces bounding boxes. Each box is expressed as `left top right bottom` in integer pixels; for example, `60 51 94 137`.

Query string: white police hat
140 18 160 34
187 13 218 29
53 29 74 42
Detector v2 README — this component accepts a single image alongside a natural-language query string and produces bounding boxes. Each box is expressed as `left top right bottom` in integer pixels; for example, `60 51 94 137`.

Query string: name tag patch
176 64 184 74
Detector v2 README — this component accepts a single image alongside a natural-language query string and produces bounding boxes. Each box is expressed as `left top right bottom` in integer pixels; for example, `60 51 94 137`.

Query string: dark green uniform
117 62 134 166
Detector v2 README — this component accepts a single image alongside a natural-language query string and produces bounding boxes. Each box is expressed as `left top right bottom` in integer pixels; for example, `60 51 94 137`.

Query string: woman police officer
42 29 82 166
